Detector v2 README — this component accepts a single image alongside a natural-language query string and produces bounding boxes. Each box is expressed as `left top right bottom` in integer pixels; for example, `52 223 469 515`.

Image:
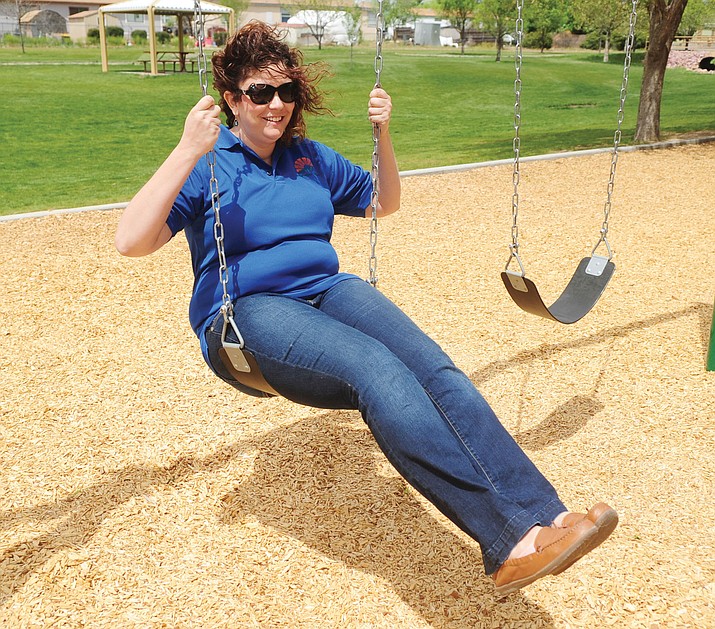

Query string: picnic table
137 50 196 73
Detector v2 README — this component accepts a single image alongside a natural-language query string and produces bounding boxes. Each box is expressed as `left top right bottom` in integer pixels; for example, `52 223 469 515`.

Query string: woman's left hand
368 88 392 130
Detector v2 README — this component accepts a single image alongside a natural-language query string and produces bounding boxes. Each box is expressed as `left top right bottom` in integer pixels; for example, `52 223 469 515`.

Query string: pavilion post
99 10 109 72
178 14 185 55
147 5 158 75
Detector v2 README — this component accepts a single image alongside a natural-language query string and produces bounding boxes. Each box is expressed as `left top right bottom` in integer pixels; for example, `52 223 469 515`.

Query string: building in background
1 0 382 43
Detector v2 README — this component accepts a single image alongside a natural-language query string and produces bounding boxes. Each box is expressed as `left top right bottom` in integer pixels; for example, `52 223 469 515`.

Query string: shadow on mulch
470 301 712 449
218 414 557 626
0 413 556 627
0 302 710 625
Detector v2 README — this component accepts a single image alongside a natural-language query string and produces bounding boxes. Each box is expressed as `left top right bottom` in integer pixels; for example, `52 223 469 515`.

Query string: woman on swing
115 21 617 596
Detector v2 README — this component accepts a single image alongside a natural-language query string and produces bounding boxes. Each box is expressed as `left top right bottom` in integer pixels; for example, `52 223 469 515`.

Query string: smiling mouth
264 116 284 123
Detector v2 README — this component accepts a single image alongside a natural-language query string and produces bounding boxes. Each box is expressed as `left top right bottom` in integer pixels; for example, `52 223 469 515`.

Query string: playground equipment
501 0 639 324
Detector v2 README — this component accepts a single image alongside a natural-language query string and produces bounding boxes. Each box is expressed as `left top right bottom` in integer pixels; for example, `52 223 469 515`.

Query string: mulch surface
1 142 714 628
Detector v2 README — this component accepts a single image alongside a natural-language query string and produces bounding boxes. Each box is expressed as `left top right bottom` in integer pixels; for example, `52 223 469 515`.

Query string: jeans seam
424 387 501 495
423 385 540 571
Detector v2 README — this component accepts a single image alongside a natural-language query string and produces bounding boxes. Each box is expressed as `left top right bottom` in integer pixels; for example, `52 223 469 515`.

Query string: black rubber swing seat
501 255 615 324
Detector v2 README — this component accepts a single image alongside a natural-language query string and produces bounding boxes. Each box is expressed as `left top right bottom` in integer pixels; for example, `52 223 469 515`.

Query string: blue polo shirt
166 125 373 358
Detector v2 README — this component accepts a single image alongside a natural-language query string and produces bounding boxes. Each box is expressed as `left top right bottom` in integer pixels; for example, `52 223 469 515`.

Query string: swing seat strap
218 346 279 397
501 256 615 325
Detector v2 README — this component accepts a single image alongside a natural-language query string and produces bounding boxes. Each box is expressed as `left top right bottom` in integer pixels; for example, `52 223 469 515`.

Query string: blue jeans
204 277 565 574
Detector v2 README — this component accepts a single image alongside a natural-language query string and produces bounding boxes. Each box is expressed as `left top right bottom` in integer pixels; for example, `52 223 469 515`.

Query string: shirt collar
216 125 288 169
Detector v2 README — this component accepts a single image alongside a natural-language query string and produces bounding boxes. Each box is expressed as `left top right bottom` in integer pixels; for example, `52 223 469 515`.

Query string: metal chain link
507 0 639 273
594 0 638 258
507 0 525 275
368 0 384 287
194 2 209 98
194 0 244 346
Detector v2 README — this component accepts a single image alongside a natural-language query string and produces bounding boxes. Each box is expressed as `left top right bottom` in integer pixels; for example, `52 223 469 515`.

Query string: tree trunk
634 0 689 143
17 10 26 54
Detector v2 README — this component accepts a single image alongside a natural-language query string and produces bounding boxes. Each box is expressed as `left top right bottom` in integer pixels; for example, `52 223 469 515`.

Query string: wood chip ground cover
1 143 714 628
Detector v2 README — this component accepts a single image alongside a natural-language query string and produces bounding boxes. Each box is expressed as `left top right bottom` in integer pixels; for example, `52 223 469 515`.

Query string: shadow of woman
219 410 556 627
0 409 555 626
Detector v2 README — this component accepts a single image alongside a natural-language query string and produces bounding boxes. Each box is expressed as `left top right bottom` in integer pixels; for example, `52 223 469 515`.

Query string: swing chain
194 3 209 99
194 0 243 346
368 0 385 287
508 0 638 273
593 0 638 259
506 0 525 275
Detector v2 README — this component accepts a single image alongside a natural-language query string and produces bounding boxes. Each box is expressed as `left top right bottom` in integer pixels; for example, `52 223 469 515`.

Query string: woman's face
225 64 296 158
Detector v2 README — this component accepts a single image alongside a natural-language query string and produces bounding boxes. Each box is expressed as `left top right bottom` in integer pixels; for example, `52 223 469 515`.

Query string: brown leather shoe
550 502 618 576
558 502 618 532
492 518 597 596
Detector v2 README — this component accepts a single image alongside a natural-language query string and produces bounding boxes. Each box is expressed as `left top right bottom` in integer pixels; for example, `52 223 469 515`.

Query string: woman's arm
366 87 400 218
114 95 222 257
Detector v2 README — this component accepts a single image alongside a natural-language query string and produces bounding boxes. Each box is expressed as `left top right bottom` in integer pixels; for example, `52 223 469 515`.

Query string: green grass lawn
0 44 713 215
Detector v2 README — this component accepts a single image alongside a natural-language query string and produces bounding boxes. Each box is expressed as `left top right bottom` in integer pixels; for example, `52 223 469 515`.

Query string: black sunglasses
239 82 298 105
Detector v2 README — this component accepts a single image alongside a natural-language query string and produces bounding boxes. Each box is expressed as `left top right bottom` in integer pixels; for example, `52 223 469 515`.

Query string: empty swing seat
501 256 615 324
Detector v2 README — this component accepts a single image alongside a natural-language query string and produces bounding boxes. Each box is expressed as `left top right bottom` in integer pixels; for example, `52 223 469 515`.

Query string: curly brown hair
212 21 330 144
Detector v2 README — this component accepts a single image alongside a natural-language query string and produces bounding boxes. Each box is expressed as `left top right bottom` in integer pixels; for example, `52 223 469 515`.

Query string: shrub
131 29 147 44
156 31 171 44
107 26 124 38
524 32 552 50
2 33 72 46
213 30 227 46
87 27 100 43
581 30 645 52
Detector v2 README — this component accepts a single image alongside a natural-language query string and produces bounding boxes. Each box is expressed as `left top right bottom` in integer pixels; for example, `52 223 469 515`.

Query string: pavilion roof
99 0 231 16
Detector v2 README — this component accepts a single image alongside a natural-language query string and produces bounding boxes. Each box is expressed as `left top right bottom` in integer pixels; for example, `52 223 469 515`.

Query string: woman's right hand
178 94 223 158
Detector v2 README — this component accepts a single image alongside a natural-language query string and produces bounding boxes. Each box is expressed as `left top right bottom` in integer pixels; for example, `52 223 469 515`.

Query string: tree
342 2 362 60
476 0 516 61
217 0 249 24
291 0 344 49
0 0 38 53
571 0 632 62
439 0 480 54
678 0 715 36
524 0 567 52
634 0 689 143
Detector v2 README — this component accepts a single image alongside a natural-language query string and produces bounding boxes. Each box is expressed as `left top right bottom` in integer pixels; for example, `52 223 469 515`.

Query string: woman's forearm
115 144 201 257
374 127 400 217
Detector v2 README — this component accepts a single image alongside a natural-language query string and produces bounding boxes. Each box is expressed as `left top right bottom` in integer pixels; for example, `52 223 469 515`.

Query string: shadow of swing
469 302 711 450
513 395 604 451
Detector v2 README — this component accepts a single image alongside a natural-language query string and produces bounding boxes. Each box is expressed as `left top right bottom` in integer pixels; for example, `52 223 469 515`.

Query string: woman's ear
224 90 239 110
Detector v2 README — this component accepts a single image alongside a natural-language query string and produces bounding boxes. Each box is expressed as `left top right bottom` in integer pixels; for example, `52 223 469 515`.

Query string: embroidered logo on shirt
294 156 315 177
